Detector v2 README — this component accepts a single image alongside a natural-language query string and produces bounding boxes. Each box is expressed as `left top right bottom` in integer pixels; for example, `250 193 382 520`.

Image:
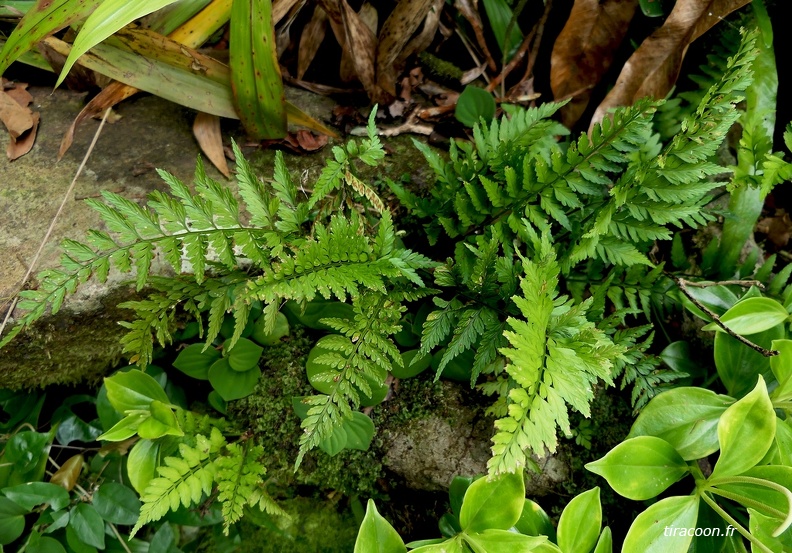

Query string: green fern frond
488 236 623 475
132 428 227 536
215 440 267 534
295 292 403 468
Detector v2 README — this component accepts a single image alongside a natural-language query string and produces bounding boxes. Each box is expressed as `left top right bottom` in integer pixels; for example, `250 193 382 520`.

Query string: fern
488 235 624 474
215 440 266 534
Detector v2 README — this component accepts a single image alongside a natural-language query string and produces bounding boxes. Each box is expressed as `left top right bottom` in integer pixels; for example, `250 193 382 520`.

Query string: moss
228 326 384 497
195 497 357 553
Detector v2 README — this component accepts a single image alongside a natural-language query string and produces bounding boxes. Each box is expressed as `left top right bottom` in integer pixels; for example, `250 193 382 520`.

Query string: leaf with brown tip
193 111 231 177
589 0 751 130
550 0 638 128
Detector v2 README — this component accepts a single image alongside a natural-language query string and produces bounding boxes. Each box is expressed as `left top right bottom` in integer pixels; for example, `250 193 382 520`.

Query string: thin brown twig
676 278 778 357
0 108 112 342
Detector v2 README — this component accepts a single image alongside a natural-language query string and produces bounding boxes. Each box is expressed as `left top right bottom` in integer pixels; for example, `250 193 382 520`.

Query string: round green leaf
622 495 699 553
354 499 406 553
27 535 67 553
459 471 524 533
702 297 789 335
104 370 170 412
319 426 347 457
127 439 159 494
0 496 27 545
392 350 431 379
714 324 783 398
92 483 141 525
515 499 556 541
628 387 732 460
225 337 264 372
251 312 290 346
586 437 688 500
711 376 776 481
69 503 105 549
343 412 375 451
455 86 496 127
557 488 601 553
137 400 183 440
172 344 220 380
208 358 261 401
2 482 70 511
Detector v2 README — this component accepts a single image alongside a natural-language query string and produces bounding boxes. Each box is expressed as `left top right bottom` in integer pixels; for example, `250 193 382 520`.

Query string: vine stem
675 277 778 357
700 492 773 553
0 108 112 341
709 475 792 537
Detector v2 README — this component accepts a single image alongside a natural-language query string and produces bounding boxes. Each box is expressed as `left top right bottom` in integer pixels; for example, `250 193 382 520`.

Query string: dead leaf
376 0 437 97
550 0 638 128
0 88 34 138
757 210 792 248
398 0 445 66
0 81 39 160
298 6 329 79
261 130 328 152
272 0 302 24
339 2 377 85
7 112 39 160
590 0 750 131
193 112 231 177
340 0 385 101
59 81 138 159
50 454 84 492
2 80 33 107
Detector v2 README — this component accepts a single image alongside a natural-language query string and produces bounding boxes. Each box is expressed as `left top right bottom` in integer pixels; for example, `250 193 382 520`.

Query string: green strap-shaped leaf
0 0 102 76
229 0 286 138
56 0 181 86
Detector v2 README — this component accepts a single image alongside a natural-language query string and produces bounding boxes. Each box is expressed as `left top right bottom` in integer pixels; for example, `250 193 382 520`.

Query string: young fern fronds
488 236 624 475
132 427 227 537
295 292 404 468
215 440 266 534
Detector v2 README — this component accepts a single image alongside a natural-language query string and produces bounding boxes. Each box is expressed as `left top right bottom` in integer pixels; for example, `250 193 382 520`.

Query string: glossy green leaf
92 483 141 525
455 86 496 128
136 400 183 439
701 297 788 335
66 525 98 553
770 339 792 400
639 0 664 17
748 508 792 553
714 324 783 398
3 431 51 473
557 488 601 553
57 0 181 86
96 384 123 432
173 344 220 380
410 536 465 553
593 527 612 553
149 521 178 553
104 369 170 412
0 0 102 76
55 413 102 446
480 0 522 59
623 496 699 553
208 358 261 401
659 342 698 376
586 437 687 500
226 337 264 372
251 312 290 346
459 471 524 533
229 0 286 138
69 503 105 549
628 387 731 460
27 534 67 553
127 439 159 494
0 496 27 545
319 425 347 456
680 285 739 321
392 350 432 379
343 412 376 451
449 476 475 517
207 391 227 415
354 499 407 553
711 376 775 481
97 413 146 442
515 499 556 541
464 529 547 552
2 482 69 511
715 465 792 520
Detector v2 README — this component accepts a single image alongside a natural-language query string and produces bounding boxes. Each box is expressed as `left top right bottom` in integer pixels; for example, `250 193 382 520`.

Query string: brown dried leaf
376 0 436 97
294 129 328 151
193 111 231 177
397 0 444 66
550 0 638 128
1 82 38 160
590 0 750 130
757 210 792 248
272 0 302 25
59 81 138 159
339 1 378 92
7 112 39 160
454 0 497 71
3 80 33 107
298 6 329 79
0 88 34 138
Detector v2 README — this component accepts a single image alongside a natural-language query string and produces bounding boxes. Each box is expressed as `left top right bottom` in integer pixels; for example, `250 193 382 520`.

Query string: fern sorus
487 235 624 474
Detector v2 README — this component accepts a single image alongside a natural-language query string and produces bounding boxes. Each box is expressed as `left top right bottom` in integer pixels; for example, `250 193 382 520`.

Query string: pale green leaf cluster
488 237 624 474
